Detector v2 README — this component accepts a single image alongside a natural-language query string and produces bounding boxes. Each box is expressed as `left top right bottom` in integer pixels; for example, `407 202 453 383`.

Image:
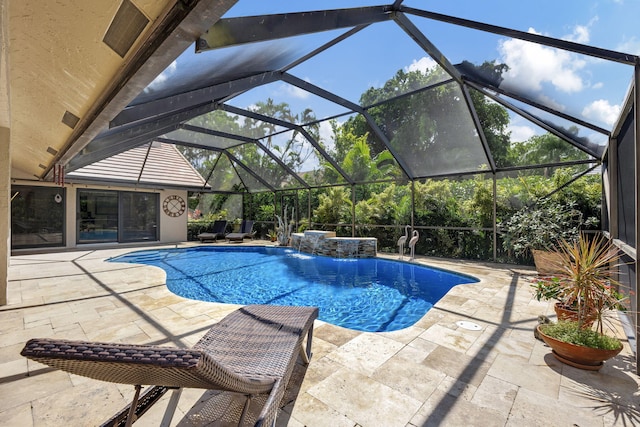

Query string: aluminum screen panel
162 128 242 150
377 82 490 178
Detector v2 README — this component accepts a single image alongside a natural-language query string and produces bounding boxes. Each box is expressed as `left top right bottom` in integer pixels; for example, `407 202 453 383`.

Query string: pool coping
3 240 638 426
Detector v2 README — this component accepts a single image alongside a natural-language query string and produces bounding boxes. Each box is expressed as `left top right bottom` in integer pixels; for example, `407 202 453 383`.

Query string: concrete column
0 127 9 305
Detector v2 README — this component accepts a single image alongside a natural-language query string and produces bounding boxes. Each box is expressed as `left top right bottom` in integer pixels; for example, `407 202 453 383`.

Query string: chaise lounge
226 220 255 242
21 304 318 427
196 219 228 243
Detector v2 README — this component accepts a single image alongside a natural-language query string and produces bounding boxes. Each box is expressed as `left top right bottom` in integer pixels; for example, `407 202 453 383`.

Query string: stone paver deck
1 242 638 426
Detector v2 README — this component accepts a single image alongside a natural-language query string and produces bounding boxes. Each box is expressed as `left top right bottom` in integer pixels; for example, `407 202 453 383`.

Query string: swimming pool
109 246 478 332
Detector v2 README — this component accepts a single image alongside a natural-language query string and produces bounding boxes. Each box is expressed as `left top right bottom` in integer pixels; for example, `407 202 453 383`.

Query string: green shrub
501 198 583 262
539 321 621 350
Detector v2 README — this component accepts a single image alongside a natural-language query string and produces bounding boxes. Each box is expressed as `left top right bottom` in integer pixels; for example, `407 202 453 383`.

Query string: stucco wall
159 189 188 243
11 181 188 250
0 127 10 305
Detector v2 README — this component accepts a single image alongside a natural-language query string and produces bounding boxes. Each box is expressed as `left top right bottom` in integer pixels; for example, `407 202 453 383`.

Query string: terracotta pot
553 302 596 328
536 325 622 371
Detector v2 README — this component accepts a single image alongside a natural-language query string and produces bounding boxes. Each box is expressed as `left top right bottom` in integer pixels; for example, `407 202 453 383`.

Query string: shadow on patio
1 246 638 426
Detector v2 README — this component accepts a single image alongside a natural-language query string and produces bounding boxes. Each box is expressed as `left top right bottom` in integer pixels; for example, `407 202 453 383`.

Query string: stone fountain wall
290 230 377 258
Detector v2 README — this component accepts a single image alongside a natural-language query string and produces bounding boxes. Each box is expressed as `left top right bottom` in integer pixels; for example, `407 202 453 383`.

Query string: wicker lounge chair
21 304 318 427
196 219 228 242
226 220 255 242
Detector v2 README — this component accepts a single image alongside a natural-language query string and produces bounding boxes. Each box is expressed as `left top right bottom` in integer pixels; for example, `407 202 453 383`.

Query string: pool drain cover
456 320 482 331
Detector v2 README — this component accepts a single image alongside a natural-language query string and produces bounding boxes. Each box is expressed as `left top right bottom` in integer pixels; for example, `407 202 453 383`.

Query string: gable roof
66 142 209 190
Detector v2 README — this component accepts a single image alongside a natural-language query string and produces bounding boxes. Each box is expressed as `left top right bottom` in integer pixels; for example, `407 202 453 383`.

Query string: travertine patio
1 242 638 426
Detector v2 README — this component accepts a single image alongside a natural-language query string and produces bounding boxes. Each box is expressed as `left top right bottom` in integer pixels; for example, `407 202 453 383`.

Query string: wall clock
163 195 186 217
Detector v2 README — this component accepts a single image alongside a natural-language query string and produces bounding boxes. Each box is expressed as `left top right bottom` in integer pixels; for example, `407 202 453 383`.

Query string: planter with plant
532 276 598 327
537 321 623 370
502 199 585 273
535 233 628 370
267 229 278 242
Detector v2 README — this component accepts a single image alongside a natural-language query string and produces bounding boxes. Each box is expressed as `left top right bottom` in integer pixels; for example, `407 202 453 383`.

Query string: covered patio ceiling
64 1 639 193
4 0 238 181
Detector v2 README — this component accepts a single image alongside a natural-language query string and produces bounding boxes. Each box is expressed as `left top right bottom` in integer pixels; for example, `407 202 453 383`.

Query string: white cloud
508 125 537 142
565 25 590 44
405 56 437 73
536 93 566 112
617 36 640 55
149 60 177 87
499 29 586 94
319 120 336 153
563 15 598 44
582 99 621 126
591 82 604 89
281 81 310 100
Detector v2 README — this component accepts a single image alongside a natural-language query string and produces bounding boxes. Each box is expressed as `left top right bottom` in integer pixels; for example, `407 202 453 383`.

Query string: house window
78 190 158 243
11 186 65 249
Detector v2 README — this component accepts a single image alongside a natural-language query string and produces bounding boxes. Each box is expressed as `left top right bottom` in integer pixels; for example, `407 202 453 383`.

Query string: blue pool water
109 246 478 332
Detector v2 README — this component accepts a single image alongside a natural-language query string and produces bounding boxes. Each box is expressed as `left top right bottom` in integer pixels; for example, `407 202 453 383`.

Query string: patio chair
196 219 228 243
226 220 255 242
21 304 318 427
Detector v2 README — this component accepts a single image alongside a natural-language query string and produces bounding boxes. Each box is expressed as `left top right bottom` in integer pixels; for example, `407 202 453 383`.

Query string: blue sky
151 0 640 168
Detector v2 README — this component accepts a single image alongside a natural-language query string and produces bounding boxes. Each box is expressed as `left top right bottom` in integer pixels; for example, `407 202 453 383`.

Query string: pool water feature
290 230 377 258
109 246 478 332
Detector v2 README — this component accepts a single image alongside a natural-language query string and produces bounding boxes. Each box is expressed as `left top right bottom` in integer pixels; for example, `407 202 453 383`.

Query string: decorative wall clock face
163 195 186 217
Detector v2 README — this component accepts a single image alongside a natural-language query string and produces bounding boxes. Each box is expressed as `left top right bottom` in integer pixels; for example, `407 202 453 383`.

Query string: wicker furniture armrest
20 339 275 393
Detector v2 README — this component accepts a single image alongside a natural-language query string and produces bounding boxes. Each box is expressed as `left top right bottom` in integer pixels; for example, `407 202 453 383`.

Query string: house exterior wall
158 189 189 243
11 181 187 250
0 127 10 305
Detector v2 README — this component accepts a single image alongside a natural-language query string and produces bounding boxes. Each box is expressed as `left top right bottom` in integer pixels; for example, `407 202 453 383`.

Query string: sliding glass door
120 192 158 242
78 190 158 243
11 186 65 249
78 190 118 243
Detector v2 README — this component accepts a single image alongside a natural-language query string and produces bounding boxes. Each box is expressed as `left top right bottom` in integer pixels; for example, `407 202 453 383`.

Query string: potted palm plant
532 276 597 327
535 233 627 370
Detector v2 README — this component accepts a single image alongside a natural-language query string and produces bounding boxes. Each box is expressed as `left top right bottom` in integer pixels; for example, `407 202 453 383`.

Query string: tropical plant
256 204 275 221
314 187 352 228
501 198 583 260
533 235 628 328
535 234 627 367
276 205 295 246
551 234 627 333
532 276 565 304
508 130 589 176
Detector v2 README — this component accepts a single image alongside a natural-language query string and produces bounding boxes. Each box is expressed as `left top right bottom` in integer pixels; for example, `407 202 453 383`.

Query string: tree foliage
313 187 352 228
188 62 602 266
508 129 589 176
